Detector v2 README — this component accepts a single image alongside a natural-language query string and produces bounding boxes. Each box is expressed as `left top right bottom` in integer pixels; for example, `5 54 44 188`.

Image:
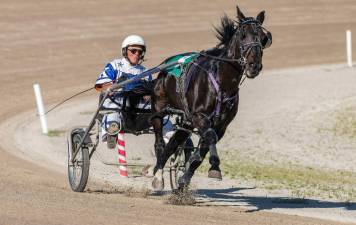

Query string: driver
95 34 152 149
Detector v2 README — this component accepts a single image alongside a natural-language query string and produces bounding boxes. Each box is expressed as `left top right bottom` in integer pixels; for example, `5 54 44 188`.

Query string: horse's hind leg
152 127 190 191
165 129 190 159
151 116 166 191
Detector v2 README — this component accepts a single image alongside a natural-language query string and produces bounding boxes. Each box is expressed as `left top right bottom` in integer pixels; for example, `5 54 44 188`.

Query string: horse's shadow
194 187 356 212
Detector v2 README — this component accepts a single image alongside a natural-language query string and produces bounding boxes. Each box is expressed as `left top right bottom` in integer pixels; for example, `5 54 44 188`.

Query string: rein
198 51 246 66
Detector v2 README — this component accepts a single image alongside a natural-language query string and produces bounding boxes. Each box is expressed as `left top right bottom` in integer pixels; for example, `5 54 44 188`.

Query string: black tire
67 128 90 192
169 138 194 190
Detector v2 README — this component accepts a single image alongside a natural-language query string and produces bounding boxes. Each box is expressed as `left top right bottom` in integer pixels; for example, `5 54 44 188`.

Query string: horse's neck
218 60 243 94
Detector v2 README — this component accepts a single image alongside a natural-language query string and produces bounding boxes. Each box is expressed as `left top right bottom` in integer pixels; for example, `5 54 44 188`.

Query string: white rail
33 83 48 134
346 30 353 67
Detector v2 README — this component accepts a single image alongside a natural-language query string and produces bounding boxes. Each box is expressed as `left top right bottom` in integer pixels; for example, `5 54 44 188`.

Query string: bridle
230 18 263 67
200 17 269 70
199 17 267 87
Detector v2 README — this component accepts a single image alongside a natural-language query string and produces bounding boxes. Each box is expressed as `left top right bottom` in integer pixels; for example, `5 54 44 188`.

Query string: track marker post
347 30 353 67
117 132 128 177
33 83 48 134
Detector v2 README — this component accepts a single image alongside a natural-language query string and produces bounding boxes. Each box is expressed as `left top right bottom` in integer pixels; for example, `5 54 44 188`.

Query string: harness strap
199 51 245 65
184 62 196 94
192 61 222 120
207 71 222 118
176 67 192 120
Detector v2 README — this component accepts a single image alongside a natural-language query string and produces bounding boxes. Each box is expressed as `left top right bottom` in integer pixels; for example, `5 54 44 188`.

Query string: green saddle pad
160 52 199 77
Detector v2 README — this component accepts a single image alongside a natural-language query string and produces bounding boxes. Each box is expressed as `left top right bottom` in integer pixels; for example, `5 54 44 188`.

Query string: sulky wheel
67 128 90 192
169 138 193 190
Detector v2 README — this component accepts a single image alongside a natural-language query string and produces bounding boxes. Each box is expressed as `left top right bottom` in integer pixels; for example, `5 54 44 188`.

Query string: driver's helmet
121 35 146 60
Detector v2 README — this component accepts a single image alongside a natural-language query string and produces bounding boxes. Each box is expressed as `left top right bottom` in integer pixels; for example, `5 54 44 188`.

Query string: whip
44 86 95 115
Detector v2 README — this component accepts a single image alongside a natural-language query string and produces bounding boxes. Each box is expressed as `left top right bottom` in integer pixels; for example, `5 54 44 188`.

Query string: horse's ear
256 10 265 24
236 5 245 21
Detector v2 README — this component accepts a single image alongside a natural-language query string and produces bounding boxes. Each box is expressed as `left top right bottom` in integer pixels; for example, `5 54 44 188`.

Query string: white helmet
121 35 145 49
121 35 146 60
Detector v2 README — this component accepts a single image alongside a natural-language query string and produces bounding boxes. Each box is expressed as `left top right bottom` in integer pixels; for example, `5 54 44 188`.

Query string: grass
319 107 356 139
128 165 144 176
47 129 66 137
79 110 95 115
197 151 356 201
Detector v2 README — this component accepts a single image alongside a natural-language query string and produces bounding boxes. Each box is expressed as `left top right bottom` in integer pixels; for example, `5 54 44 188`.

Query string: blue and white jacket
96 57 151 92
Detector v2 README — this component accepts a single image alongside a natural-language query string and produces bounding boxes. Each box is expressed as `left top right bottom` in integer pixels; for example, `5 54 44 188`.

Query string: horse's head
227 6 272 79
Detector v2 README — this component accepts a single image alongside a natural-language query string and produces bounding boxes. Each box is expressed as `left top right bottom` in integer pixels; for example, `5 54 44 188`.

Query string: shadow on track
194 187 356 212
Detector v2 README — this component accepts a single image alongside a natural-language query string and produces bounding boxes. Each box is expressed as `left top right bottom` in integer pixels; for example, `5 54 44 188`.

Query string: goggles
128 48 144 55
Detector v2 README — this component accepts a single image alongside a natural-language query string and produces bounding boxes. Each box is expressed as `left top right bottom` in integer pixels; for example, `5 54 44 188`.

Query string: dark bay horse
150 6 272 190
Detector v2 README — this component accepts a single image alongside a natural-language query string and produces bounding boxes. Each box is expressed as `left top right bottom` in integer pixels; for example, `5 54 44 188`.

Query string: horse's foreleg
178 115 222 188
151 116 165 191
202 128 222 180
207 127 228 179
178 141 209 188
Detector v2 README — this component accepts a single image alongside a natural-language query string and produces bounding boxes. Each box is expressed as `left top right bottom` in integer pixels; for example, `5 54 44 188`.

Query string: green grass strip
198 151 356 201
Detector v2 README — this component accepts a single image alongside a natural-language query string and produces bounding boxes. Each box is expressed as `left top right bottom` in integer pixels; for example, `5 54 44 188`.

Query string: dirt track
1 0 356 224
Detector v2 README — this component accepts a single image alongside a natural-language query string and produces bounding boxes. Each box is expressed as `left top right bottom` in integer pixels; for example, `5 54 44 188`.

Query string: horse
150 5 272 191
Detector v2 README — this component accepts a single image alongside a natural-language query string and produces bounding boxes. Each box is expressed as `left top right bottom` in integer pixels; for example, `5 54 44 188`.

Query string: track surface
0 0 356 224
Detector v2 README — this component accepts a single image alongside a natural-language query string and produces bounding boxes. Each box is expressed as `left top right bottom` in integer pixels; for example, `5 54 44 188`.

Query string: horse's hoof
142 165 154 178
152 177 164 191
177 183 189 192
208 169 222 180
178 174 190 188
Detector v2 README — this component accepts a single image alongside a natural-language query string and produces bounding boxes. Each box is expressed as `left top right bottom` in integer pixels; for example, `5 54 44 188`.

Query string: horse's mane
214 15 237 49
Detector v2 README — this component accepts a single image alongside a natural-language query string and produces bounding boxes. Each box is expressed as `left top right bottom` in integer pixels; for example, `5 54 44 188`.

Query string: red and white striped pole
117 132 128 177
